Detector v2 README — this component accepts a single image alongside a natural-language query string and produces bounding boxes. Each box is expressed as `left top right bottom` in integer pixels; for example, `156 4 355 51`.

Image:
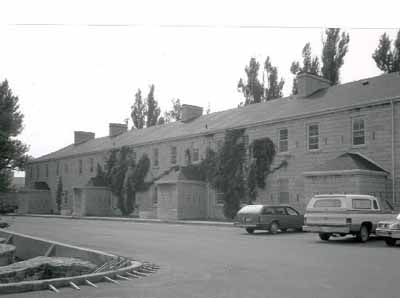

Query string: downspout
391 99 396 205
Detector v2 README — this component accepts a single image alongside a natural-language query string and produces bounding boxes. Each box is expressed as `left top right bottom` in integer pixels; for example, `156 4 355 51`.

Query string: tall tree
130 89 146 129
145 84 161 127
238 58 264 105
264 56 285 100
0 80 29 191
321 28 350 84
163 98 182 123
290 43 320 94
372 30 400 73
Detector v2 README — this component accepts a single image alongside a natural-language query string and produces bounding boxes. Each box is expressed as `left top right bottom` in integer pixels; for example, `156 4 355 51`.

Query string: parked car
234 204 304 234
303 194 394 242
376 214 400 246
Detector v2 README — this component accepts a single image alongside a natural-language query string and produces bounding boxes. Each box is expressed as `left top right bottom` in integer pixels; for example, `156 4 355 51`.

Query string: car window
352 199 371 209
373 200 379 210
286 207 299 216
274 207 286 215
313 199 342 208
262 207 275 215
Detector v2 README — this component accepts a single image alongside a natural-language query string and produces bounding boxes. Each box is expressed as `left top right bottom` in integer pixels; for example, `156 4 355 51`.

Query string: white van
303 194 394 242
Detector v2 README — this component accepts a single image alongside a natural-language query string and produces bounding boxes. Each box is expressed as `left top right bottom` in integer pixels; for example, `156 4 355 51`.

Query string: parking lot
2 216 399 298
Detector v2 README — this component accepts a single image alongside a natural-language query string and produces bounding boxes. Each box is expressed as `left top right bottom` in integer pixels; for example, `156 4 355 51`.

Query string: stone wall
17 189 52 214
72 187 112 216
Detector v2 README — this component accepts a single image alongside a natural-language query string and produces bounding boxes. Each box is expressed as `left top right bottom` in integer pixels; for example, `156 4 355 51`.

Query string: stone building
25 72 400 219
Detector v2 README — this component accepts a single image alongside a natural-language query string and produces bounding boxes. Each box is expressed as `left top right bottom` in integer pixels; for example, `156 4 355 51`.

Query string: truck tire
319 233 331 241
269 222 279 234
246 228 255 234
384 238 397 246
356 225 370 243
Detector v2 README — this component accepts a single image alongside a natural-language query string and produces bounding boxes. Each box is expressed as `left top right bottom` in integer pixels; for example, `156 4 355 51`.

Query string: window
153 148 159 167
373 200 379 210
171 146 177 164
30 166 33 179
64 163 69 174
56 162 60 176
89 158 94 173
313 199 342 208
278 178 289 204
262 207 275 215
308 124 319 150
78 159 83 175
45 164 49 178
193 148 199 162
216 192 224 205
352 199 371 209
279 128 288 152
352 118 365 145
36 165 40 179
132 151 136 163
286 207 299 216
274 207 286 215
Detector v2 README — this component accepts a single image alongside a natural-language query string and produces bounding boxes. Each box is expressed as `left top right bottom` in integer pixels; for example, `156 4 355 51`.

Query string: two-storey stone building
25 72 400 219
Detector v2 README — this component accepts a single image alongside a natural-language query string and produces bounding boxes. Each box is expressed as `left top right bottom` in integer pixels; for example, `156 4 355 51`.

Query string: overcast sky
1 0 400 175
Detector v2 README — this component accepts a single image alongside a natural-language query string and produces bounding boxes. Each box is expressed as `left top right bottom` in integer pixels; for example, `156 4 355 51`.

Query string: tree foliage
145 84 161 127
131 89 146 129
163 98 182 123
0 80 29 191
321 28 350 84
238 57 284 105
372 30 400 73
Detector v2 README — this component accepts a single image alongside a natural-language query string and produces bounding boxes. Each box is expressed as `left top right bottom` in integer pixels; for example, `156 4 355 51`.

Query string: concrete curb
4 214 235 228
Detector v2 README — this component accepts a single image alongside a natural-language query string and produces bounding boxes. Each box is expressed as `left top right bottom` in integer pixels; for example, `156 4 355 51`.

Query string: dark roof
34 72 400 162
306 152 387 173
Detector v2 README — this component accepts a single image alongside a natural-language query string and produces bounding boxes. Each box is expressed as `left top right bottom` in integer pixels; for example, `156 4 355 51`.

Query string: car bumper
376 228 400 239
303 225 350 234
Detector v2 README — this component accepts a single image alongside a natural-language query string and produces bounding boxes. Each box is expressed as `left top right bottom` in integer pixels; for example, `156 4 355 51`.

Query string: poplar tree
145 84 161 127
131 89 146 129
372 30 400 73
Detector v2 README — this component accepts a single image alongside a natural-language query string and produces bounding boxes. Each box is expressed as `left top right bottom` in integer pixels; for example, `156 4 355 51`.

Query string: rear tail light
346 218 352 224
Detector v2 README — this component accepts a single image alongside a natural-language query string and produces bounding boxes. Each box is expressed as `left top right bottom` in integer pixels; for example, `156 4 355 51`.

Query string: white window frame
153 148 159 167
170 146 177 164
192 148 200 162
279 128 288 152
307 123 319 151
352 117 366 146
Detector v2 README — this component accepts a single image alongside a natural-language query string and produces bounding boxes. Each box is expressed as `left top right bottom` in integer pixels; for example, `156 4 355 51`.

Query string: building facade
25 73 400 218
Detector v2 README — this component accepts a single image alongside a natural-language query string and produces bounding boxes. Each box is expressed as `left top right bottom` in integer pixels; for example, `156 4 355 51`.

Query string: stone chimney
297 73 331 98
74 131 95 145
109 123 128 137
181 104 203 123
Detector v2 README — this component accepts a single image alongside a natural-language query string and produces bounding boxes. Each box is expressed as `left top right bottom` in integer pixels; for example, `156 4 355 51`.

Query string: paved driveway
2 216 399 298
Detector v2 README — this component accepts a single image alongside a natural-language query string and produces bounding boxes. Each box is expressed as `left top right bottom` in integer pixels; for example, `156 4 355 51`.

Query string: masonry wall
177 181 206 220
25 100 400 217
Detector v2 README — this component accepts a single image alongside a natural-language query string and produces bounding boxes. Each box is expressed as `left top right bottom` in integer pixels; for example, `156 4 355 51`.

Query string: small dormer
74 131 95 145
181 104 203 123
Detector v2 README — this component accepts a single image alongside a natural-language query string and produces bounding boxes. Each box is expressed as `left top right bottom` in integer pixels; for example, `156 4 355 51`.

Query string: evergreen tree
321 28 350 84
264 56 285 100
163 98 182 123
145 84 161 127
237 58 264 105
372 30 400 73
0 80 29 191
130 89 146 129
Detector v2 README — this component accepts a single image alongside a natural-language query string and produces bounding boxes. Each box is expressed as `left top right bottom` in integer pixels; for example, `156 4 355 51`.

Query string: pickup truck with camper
303 194 394 242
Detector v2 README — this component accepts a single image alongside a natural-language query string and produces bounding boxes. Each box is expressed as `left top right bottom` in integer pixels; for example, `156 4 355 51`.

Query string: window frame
170 146 177 165
192 148 200 163
78 159 83 175
153 148 159 167
352 117 366 146
307 123 320 151
278 128 289 153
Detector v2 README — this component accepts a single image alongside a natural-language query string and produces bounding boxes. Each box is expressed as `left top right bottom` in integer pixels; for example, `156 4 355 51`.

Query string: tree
0 80 29 191
163 98 182 123
145 84 161 127
131 89 146 129
264 57 285 100
237 58 264 105
372 30 400 73
321 28 350 84
290 43 320 94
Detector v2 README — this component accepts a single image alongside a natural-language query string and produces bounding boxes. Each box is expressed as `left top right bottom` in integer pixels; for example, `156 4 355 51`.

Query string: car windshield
237 205 264 214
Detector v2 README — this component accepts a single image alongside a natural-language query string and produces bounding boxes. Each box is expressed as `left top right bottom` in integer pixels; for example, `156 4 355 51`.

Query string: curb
3 214 235 228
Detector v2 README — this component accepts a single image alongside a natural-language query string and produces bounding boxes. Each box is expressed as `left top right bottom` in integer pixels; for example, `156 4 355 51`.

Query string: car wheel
269 222 279 234
245 228 255 234
356 225 370 243
384 238 397 246
319 233 331 241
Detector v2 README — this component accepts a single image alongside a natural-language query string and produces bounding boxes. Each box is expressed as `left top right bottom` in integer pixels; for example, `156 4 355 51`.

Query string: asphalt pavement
1 216 399 298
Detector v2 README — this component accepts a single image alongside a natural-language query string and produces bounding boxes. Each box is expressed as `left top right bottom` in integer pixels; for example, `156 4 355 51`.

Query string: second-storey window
193 148 199 162
78 159 83 175
36 165 40 179
352 118 365 146
153 148 159 167
45 164 49 178
56 161 60 176
171 146 177 164
308 123 319 150
279 128 288 152
89 158 94 173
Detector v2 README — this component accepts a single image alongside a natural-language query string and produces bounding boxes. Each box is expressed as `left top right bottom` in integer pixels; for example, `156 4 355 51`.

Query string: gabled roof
34 72 400 163
305 152 388 173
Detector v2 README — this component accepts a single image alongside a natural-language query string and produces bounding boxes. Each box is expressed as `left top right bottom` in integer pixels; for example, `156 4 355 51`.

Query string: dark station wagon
235 205 304 234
